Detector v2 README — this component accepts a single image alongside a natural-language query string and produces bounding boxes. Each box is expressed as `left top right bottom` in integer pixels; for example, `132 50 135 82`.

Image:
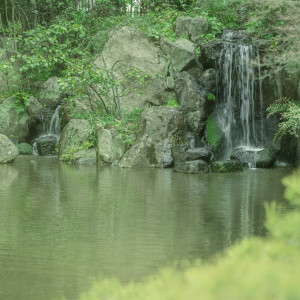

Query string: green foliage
165 98 179 107
17 16 89 81
60 140 95 163
200 0 246 29
245 0 300 74
77 170 300 300
13 91 31 115
59 57 122 119
0 55 21 94
207 93 216 101
267 97 300 140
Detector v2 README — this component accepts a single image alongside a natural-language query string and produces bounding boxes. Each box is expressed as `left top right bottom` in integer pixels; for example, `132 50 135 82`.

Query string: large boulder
175 16 209 43
0 97 30 142
170 38 196 73
94 26 167 112
38 77 61 108
58 119 90 157
175 71 210 134
0 134 19 163
119 107 187 168
97 127 127 163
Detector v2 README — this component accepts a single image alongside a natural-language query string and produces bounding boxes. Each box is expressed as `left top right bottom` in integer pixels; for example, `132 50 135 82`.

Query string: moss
206 114 223 151
210 160 243 172
17 143 33 155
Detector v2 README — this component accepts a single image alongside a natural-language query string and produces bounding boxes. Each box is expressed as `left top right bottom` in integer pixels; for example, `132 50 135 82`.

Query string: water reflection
0 157 293 300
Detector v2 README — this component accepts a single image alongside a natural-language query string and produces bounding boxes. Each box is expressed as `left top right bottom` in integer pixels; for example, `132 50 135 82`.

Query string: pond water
0 156 294 300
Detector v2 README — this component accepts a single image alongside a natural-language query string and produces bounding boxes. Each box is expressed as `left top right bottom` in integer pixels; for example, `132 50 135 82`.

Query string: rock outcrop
94 26 167 112
119 106 186 168
0 134 19 163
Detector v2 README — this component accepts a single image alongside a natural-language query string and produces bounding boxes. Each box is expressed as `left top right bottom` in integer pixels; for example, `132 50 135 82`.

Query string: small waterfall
34 105 61 156
215 30 264 160
41 105 61 138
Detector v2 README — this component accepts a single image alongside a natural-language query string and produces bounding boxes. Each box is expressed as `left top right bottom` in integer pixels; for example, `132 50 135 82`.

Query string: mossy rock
173 160 209 174
17 143 33 155
210 160 243 173
206 114 223 152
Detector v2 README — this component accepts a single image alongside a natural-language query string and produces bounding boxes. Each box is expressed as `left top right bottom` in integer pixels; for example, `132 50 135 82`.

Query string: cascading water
215 30 264 164
33 105 61 156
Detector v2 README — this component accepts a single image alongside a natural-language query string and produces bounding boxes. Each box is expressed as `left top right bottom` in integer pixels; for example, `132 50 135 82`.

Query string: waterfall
33 105 61 156
215 30 264 159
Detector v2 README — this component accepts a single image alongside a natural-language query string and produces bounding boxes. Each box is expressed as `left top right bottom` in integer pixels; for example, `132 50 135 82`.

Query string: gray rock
94 26 167 112
175 16 209 42
27 96 44 118
58 119 90 157
166 76 175 90
186 110 207 133
160 37 175 56
198 68 216 94
119 107 187 168
0 134 19 163
187 66 204 80
35 135 58 156
189 17 209 43
170 38 196 73
71 149 97 165
17 143 33 155
230 147 276 168
210 160 244 172
97 127 127 163
173 160 209 174
38 77 61 108
0 97 29 142
175 16 192 37
175 71 207 111
172 145 187 163
186 147 212 162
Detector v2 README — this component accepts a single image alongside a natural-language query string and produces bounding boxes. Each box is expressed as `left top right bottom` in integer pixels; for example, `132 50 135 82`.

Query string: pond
0 156 294 300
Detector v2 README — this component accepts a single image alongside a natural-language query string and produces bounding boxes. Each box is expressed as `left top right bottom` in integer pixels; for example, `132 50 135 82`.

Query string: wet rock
186 146 212 163
97 127 127 163
119 107 187 168
35 135 58 156
17 143 33 155
174 159 209 174
210 160 243 172
198 68 216 94
172 145 188 163
230 147 276 168
0 134 19 163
